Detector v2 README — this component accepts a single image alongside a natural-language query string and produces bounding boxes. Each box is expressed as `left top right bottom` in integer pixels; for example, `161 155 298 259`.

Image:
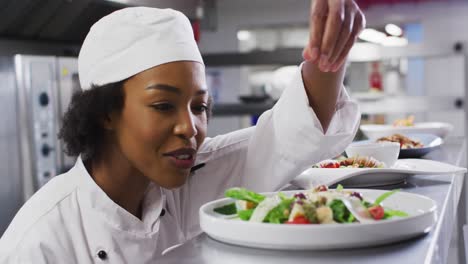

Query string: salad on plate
213 186 408 225
377 133 424 149
312 156 385 169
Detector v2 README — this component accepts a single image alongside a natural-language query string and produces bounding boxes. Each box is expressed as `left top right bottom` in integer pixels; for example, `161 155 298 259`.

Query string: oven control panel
30 61 57 188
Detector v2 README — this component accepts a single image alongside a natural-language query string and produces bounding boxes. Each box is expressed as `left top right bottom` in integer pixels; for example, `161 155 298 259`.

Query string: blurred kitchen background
0 0 467 260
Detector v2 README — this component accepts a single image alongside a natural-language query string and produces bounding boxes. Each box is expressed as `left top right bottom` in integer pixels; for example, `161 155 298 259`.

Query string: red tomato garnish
322 162 340 168
286 216 310 224
368 205 385 220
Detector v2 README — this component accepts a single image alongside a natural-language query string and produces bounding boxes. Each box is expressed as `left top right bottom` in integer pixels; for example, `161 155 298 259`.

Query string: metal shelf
203 48 302 66
212 102 275 116
212 95 464 117
202 42 465 66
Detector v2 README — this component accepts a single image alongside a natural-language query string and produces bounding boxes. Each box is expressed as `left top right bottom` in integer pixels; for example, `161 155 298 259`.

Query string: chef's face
110 61 209 188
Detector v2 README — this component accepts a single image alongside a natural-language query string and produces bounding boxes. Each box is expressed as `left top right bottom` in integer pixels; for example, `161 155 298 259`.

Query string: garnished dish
201 187 439 249
312 156 385 169
377 133 424 149
213 186 408 224
360 122 453 140
393 115 415 127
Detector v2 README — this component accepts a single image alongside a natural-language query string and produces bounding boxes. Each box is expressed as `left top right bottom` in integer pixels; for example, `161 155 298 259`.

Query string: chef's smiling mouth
163 147 197 158
163 147 197 169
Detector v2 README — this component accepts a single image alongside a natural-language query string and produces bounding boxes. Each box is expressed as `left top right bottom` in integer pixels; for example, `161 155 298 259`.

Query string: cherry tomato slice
368 205 385 220
322 162 340 168
286 216 310 224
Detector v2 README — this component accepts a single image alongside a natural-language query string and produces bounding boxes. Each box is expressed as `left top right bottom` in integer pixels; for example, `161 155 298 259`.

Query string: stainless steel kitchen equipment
0 55 78 235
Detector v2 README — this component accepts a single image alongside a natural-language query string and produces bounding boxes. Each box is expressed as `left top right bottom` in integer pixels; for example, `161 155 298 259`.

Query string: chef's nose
174 108 197 139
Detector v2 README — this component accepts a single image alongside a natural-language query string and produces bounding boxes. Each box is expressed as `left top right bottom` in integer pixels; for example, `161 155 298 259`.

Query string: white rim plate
360 122 453 140
200 189 437 250
291 159 466 188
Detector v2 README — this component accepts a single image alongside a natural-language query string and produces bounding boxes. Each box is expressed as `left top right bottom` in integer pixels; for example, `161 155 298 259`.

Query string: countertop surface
159 137 467 264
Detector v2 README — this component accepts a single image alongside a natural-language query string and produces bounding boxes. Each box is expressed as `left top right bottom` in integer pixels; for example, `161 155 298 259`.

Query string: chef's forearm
301 61 346 133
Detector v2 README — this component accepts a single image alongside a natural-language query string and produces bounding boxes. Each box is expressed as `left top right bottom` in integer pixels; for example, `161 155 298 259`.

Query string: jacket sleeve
167 63 360 240
1 243 51 264
239 65 360 191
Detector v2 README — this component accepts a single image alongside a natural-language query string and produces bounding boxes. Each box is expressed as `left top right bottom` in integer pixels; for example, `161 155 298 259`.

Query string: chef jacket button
97 250 107 260
160 208 166 217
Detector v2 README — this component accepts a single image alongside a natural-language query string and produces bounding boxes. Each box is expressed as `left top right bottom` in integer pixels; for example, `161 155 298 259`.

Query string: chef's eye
192 104 208 114
151 103 174 112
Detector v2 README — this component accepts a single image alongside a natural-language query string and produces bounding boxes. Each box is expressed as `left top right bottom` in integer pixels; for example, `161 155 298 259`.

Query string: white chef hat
78 7 203 91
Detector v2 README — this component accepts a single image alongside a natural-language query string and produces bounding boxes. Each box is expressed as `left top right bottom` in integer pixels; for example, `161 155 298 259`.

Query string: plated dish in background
352 133 443 159
377 133 424 149
200 187 437 250
360 122 453 140
377 133 443 158
292 159 467 188
392 115 416 127
313 156 385 169
345 141 400 167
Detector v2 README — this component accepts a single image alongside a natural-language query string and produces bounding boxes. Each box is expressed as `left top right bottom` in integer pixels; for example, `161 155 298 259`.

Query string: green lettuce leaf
264 198 295 224
213 203 237 215
225 188 265 204
238 209 254 221
384 209 409 219
374 190 399 205
329 199 354 223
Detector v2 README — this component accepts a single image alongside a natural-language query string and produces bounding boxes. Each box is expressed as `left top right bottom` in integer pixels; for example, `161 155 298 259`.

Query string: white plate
200 189 437 250
397 133 443 158
291 159 466 188
360 122 453 140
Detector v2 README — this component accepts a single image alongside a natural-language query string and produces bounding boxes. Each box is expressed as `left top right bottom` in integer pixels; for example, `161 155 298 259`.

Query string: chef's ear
93 79 126 131
102 112 118 131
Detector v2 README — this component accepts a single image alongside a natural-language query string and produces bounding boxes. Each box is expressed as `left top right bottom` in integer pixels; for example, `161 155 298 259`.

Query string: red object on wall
369 62 383 91
191 20 200 43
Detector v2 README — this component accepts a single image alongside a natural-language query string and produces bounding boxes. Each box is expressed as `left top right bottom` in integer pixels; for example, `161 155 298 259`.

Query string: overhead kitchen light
358 28 407 47
358 28 386 44
382 36 408 47
385 24 403 36
237 30 252 41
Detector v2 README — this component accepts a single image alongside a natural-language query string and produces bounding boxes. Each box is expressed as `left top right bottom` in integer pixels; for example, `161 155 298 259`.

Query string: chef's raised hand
303 0 366 72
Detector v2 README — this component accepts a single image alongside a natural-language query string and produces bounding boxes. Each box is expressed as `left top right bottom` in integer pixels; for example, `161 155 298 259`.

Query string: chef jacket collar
73 156 165 236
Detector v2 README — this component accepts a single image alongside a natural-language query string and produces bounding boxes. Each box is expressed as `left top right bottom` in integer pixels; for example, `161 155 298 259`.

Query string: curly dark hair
58 80 126 161
59 81 213 161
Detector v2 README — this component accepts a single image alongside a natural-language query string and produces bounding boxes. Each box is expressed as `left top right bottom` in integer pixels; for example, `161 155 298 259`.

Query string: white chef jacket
0 65 359 263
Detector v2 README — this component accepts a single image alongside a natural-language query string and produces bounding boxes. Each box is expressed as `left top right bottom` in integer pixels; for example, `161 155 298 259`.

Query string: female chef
0 0 364 262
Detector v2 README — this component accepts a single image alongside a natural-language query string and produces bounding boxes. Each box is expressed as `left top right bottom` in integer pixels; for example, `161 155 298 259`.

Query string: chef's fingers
329 11 366 72
318 0 345 72
328 1 357 71
302 45 313 61
305 0 328 63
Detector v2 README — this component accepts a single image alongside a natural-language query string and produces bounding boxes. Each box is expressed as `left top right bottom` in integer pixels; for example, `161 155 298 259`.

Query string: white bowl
345 141 400 168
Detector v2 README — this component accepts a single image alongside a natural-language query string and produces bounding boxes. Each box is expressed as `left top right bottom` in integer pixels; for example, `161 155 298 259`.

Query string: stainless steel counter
160 137 466 264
